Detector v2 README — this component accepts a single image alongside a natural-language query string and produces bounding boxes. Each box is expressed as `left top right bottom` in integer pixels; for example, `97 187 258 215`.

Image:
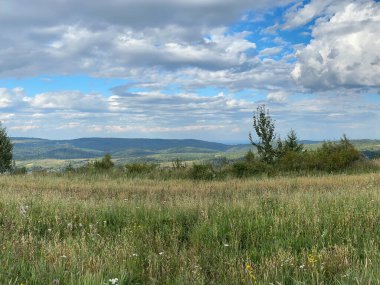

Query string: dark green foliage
232 151 273 177
125 162 157 174
249 105 277 164
93 154 114 170
64 162 75 172
231 160 272 178
307 135 362 172
11 166 27 175
0 123 13 173
277 151 306 172
190 163 215 180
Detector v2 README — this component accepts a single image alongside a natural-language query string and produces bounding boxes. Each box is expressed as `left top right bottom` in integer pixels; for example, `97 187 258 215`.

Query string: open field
1 171 380 284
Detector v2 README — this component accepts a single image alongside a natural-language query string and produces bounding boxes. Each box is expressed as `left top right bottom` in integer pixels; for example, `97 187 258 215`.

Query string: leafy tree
0 123 13 173
249 105 277 164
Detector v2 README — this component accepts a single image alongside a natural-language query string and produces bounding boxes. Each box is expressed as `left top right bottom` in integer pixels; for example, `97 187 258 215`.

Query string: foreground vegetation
1 168 380 284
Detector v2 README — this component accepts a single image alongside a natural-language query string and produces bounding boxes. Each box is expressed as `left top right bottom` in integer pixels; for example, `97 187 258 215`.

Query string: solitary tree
249 105 277 164
0 123 13 173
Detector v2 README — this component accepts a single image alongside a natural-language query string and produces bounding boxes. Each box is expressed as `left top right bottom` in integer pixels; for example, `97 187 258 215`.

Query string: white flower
132 253 138 257
223 244 230 247
299 264 305 269
20 205 28 215
158 252 164 255
109 278 119 285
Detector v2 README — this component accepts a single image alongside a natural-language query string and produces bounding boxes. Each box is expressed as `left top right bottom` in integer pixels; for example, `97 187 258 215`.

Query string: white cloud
267 91 288 102
0 87 27 108
291 0 380 90
10 125 39 132
259 47 282 56
283 0 344 29
28 91 107 111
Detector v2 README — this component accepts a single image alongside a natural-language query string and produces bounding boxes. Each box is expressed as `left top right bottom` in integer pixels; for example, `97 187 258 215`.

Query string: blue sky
0 0 379 143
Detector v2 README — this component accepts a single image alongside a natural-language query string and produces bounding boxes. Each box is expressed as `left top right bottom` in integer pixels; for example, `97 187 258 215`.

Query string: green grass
1 172 380 284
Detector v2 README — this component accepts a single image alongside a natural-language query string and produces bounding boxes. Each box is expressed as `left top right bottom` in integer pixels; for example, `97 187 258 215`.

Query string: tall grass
1 172 380 284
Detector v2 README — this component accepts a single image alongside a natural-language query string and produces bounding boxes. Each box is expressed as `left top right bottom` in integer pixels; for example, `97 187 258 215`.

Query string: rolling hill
11 137 380 170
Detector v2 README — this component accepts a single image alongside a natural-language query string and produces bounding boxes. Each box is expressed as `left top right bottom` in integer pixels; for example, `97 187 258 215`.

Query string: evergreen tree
284 129 304 153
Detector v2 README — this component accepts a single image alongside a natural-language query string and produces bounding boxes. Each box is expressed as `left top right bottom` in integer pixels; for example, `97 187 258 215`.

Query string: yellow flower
245 263 257 283
308 253 317 265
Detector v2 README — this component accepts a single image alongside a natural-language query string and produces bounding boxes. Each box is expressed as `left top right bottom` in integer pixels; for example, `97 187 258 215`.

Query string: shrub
231 159 273 177
125 162 157 174
93 154 114 170
277 151 307 172
11 166 27 175
307 135 361 172
231 151 273 178
189 163 215 180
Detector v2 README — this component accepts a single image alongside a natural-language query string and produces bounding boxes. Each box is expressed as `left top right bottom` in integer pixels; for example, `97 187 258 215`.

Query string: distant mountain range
11 137 250 162
11 137 380 169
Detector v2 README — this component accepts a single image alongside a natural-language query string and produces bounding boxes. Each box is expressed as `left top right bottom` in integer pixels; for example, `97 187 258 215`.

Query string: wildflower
60 255 67 258
20 205 28 215
109 278 119 285
48 228 52 233
244 263 257 283
223 243 230 247
132 253 138 257
158 252 164 255
308 253 317 265
299 264 305 269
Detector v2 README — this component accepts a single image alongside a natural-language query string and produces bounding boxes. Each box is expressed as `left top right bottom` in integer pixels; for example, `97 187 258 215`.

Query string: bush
189 163 216 180
307 136 361 172
11 166 27 175
93 154 114 170
125 162 157 174
231 160 273 178
277 151 307 172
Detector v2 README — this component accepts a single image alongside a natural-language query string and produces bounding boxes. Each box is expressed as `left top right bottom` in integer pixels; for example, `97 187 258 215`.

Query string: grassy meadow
1 168 380 284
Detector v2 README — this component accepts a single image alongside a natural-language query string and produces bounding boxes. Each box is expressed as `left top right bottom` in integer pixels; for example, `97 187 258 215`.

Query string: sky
0 0 379 143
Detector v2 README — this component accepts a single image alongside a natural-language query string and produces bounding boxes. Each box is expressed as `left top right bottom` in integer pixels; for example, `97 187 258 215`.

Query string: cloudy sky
1 0 379 143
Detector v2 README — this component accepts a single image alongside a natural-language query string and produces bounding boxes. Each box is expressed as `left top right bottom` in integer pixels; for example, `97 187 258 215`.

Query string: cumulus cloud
267 91 288 102
259 47 283 56
0 0 298 95
0 87 27 109
291 0 380 90
27 91 107 111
